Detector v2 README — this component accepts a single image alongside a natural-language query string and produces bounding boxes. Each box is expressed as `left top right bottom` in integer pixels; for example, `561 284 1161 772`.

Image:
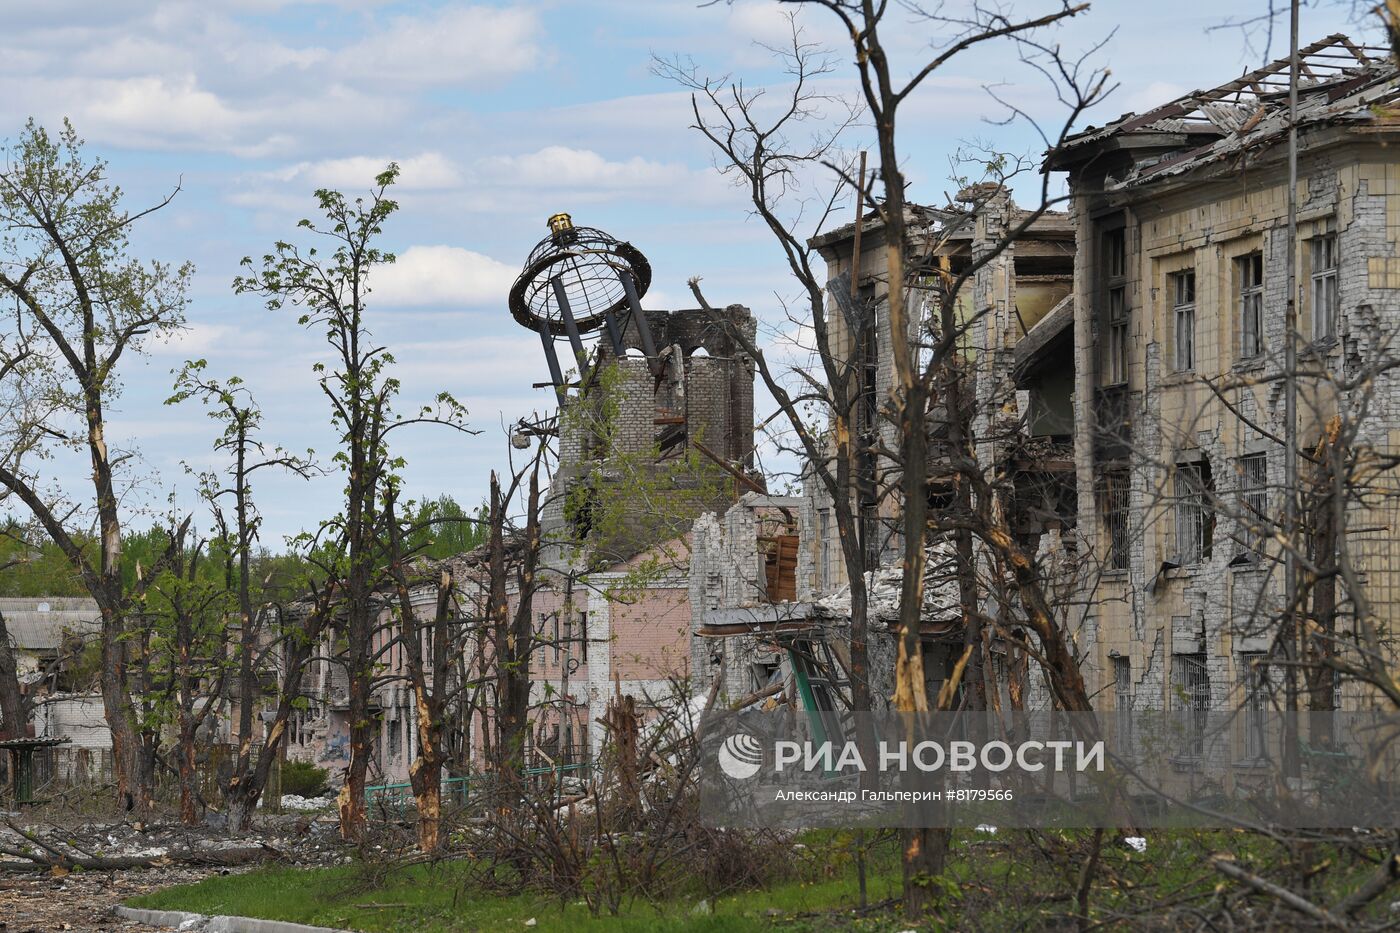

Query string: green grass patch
128 829 1396 931
127 851 909 932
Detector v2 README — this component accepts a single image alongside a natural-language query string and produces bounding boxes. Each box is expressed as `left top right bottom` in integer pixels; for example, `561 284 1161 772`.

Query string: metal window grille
1174 653 1211 758
1238 452 1268 557
1099 470 1130 570
1311 234 1339 340
1238 253 1264 358
1173 271 1196 371
1175 461 1213 564
1113 656 1133 756
1241 653 1270 759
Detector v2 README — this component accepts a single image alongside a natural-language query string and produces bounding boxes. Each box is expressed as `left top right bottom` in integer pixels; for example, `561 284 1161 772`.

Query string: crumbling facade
531 303 757 761
1047 33 1400 717
689 191 1074 713
693 34 1400 733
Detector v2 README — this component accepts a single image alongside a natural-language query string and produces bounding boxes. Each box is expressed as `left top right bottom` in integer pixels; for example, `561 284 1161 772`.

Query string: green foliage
129 830 1400 931
0 119 191 483
404 495 489 560
0 523 90 597
281 759 330 798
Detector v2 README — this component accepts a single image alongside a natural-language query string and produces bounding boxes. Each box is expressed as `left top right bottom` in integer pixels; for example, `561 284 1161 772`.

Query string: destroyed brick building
689 188 1075 714
1048 33 1400 718
285 216 758 783
518 215 756 761
689 34 1400 731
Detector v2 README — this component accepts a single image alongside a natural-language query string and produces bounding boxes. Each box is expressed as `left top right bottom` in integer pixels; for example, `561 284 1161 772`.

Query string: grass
128 855 910 932
127 828 1397 931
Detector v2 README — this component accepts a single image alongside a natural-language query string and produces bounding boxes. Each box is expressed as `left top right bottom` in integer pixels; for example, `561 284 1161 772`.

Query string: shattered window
1174 458 1213 565
1172 270 1195 372
1311 234 1339 340
1105 227 1126 278
1101 226 1129 386
1108 288 1129 384
1237 252 1264 358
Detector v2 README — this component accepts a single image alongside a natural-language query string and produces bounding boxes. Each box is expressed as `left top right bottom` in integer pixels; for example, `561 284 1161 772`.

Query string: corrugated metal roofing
0 597 100 651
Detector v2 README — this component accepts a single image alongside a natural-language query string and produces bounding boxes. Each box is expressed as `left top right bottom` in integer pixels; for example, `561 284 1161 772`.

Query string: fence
1 742 283 810
366 762 593 816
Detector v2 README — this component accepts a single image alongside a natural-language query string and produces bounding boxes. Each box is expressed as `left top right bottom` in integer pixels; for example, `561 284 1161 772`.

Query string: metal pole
539 330 567 403
551 276 589 371
619 270 659 360
1283 0 1301 779
601 312 626 358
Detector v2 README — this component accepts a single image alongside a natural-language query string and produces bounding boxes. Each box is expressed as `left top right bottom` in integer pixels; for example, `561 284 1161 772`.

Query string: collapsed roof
1047 34 1397 187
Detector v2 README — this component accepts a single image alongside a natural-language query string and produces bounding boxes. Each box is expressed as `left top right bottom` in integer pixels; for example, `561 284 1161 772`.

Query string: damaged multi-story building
690 33 1400 732
689 188 1077 714
523 271 757 763
1047 33 1400 718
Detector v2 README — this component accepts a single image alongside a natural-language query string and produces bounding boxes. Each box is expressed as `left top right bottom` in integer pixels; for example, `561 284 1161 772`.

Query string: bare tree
168 361 318 829
234 163 470 839
683 1 1113 915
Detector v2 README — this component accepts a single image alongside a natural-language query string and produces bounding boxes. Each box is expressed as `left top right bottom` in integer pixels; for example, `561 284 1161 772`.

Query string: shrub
282 759 330 798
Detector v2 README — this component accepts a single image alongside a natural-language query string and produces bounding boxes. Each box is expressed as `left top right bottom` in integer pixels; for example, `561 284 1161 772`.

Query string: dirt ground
0 866 222 932
0 808 347 932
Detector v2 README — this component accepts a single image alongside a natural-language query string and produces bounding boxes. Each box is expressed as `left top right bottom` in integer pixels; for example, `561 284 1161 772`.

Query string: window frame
1101 225 1129 386
1098 468 1131 571
1237 252 1265 359
1240 652 1272 760
1174 458 1214 565
1113 656 1133 757
1236 451 1269 559
1171 269 1196 372
1310 233 1339 341
1173 652 1211 759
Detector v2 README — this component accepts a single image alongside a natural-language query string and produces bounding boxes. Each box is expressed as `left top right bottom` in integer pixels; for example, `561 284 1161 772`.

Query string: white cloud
478 146 694 190
336 6 542 85
371 245 517 308
149 322 239 358
1120 80 1188 116
270 152 462 190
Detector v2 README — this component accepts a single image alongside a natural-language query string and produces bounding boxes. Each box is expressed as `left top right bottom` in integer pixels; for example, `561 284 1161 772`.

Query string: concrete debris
278 795 334 812
814 540 961 626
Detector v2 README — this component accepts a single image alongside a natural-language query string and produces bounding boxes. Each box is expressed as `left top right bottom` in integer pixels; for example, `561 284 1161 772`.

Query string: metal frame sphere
508 225 651 335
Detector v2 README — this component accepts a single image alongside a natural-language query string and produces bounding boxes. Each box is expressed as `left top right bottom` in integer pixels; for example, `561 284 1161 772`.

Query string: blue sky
0 0 1371 544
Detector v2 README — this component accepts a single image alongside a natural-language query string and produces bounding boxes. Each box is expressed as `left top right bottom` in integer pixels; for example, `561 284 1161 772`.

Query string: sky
0 0 1373 545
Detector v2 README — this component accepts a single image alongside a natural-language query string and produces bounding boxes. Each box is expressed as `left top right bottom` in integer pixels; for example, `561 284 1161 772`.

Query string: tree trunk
176 713 199 825
98 607 147 816
341 669 371 840
0 613 26 740
409 752 442 852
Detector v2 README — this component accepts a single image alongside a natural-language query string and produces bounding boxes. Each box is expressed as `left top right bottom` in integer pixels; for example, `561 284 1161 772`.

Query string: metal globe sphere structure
509 214 660 400
508 218 651 336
